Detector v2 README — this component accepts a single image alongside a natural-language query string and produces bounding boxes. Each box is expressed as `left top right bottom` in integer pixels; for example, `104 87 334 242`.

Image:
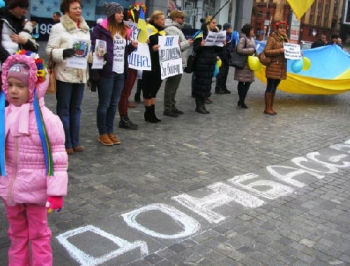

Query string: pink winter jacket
0 54 68 206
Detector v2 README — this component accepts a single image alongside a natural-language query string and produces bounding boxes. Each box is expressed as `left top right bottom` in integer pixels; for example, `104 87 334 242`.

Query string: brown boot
66 148 74 155
98 134 113 146
263 92 275 115
73 145 84 152
108 133 121 145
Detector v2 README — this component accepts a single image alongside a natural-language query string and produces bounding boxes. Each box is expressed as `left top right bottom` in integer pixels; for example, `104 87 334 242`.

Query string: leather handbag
184 51 196 74
258 50 272 66
46 49 56 94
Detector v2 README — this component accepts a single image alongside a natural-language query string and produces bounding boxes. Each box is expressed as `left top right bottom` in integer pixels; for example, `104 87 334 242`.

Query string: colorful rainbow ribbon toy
33 90 54 176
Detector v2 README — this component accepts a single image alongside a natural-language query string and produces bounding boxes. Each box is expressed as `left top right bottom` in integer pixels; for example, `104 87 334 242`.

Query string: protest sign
91 39 106 69
128 43 151 71
204 31 226 47
66 39 90 69
283 43 302 60
158 35 182 80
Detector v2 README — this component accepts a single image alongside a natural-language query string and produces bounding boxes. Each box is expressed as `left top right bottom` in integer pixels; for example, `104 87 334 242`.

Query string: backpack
258 50 271 66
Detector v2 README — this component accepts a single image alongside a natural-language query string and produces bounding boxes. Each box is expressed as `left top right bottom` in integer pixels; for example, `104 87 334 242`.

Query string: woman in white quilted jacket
46 0 90 155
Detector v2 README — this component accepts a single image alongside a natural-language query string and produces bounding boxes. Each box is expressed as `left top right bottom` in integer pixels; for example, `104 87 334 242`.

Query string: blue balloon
291 59 304 73
0 0 4 7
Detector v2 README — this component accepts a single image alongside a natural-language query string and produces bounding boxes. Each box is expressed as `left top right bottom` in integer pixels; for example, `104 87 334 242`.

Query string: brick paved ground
1 46 350 265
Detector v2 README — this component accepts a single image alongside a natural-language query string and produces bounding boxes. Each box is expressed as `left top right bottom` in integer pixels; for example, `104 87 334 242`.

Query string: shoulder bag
46 49 56 94
258 50 271 66
184 50 196 74
229 37 248 69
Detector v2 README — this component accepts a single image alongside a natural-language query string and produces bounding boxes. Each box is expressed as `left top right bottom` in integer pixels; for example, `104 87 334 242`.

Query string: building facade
251 0 345 42
301 0 344 42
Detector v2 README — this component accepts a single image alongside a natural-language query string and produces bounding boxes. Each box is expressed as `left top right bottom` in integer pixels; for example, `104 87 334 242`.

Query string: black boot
238 100 248 108
201 97 210 114
195 97 207 114
134 80 142 103
151 105 161 122
119 114 138 130
144 106 158 123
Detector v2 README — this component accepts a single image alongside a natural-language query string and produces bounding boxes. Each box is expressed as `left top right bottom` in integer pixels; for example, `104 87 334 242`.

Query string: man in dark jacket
311 34 327 48
215 23 232 94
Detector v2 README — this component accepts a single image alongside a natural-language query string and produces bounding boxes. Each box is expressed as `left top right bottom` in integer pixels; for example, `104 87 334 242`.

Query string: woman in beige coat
46 0 90 154
234 24 256 108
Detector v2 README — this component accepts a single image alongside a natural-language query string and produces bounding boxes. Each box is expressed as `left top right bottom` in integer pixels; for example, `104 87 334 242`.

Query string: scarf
148 23 165 36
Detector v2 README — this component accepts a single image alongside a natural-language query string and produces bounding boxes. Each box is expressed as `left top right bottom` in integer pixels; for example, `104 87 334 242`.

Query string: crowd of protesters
1 0 350 264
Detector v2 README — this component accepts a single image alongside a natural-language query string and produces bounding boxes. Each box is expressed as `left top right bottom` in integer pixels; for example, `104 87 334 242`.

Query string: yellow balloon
217 58 222 68
248 56 261 71
302 57 311 71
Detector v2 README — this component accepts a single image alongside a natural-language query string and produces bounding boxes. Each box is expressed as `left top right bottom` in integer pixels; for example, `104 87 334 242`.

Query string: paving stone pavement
1 53 350 265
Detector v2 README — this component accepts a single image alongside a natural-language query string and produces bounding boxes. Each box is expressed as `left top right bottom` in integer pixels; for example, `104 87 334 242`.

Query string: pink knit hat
7 63 30 86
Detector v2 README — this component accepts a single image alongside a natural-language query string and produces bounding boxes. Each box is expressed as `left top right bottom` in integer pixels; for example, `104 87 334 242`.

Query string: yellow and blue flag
137 8 148 43
255 41 350 95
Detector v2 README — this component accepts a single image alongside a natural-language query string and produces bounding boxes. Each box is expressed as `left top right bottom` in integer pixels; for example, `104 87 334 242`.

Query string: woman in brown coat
234 24 256 108
263 21 289 115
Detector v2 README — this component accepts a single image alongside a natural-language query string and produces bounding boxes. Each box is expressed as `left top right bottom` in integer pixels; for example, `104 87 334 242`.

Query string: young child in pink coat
0 50 68 265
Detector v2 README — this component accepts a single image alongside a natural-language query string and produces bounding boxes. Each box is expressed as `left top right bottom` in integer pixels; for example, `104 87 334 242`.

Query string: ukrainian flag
255 41 350 95
137 8 148 44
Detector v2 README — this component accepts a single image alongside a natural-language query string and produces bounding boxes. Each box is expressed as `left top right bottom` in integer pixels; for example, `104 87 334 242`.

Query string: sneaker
98 134 114 146
223 89 231 94
108 133 121 145
73 145 84 152
163 110 179 117
172 108 184 115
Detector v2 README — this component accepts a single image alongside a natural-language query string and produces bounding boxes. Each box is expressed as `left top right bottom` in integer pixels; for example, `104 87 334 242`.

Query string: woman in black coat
192 16 224 114
142 10 165 123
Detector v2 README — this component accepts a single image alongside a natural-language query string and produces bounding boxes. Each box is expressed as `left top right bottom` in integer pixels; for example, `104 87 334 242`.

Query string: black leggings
237 82 251 101
266 78 280 93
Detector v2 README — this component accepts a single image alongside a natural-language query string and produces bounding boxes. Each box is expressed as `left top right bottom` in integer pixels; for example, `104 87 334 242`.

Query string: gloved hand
103 53 108 65
63 48 75 58
46 196 63 214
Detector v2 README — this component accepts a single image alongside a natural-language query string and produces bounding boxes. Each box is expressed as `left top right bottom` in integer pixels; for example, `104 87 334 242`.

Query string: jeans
164 74 182 111
266 78 280 93
97 73 124 134
56 81 85 149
